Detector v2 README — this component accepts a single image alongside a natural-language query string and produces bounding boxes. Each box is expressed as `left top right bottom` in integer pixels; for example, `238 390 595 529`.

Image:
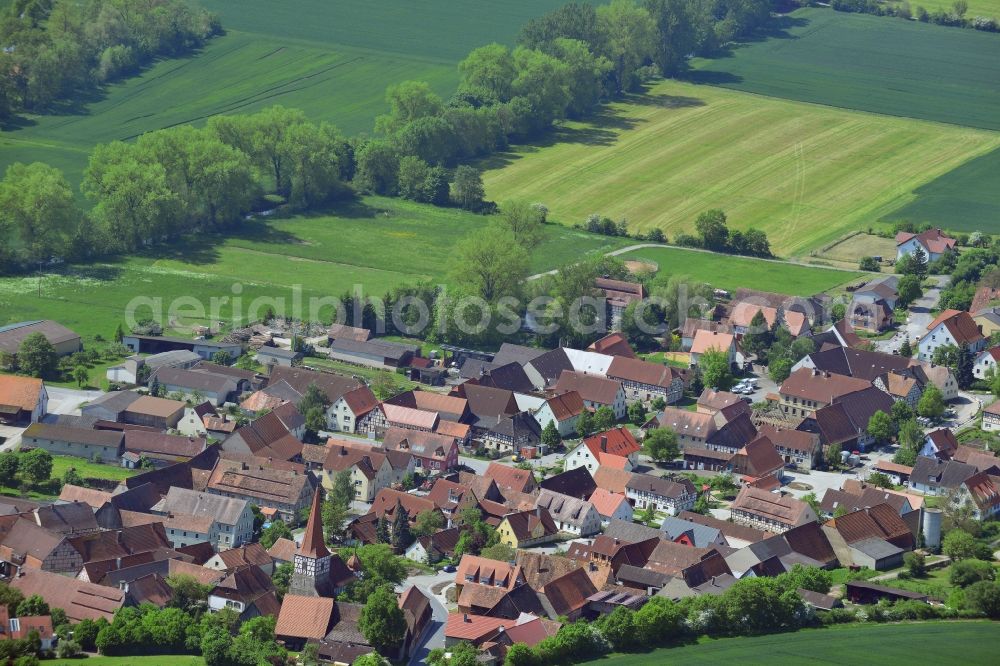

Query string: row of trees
0 0 221 120
675 208 771 257
831 0 998 32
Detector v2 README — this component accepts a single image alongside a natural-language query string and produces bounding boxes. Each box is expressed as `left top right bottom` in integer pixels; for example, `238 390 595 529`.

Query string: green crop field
0 197 631 340
690 8 1000 131
883 145 1000 233
617 246 863 296
481 80 1000 257
0 0 577 186
887 0 1000 17
581 621 1000 665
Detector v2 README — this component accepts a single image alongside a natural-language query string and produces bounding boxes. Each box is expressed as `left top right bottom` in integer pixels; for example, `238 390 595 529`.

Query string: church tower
289 489 335 597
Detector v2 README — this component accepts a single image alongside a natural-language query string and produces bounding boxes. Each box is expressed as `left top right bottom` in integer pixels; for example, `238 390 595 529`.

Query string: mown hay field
481 79 1000 258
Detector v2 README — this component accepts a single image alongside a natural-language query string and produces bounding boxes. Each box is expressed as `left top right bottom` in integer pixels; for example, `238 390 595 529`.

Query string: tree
890 400 914 427
166 574 211 611
73 365 90 388
917 383 945 419
768 356 793 384
480 542 516 562
452 165 486 211
694 209 729 251
0 162 79 266
897 274 923 308
592 406 616 432
17 333 58 378
353 654 390 666
801 492 821 516
496 200 544 249
358 586 407 654
867 410 893 444
950 559 995 587
330 469 354 509
413 510 445 538
576 410 595 437
965 581 1000 618
354 140 399 195
699 349 733 390
867 472 893 489
741 309 772 360
643 428 679 462
504 643 541 666
0 452 19 486
904 551 927 578
19 449 52 484
459 43 516 102
450 227 528 303
15 595 49 617
859 256 881 271
899 339 913 358
321 500 347 544
627 401 646 426
596 0 656 93
956 342 975 389
541 420 562 451
942 529 977 561
825 442 843 469
376 80 445 134
271 562 293 600
259 519 293 549
397 156 433 202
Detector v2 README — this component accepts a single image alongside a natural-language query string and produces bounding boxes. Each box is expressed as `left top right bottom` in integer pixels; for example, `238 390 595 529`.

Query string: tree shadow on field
289 196 384 222
684 69 744 86
64 264 124 283
134 236 222 266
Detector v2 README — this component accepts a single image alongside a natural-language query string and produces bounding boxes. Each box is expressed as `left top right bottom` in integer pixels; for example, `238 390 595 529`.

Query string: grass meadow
617 246 864 296
481 79 1000 257
0 197 631 340
579 621 1000 665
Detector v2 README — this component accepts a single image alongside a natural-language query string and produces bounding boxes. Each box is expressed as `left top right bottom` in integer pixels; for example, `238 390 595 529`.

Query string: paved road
1 386 104 452
400 570 453 666
875 275 947 354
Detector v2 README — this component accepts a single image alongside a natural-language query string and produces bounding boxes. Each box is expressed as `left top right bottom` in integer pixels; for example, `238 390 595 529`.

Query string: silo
922 508 942 550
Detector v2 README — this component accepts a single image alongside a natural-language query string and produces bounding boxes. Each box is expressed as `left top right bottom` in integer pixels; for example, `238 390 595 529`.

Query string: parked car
442 564 456 573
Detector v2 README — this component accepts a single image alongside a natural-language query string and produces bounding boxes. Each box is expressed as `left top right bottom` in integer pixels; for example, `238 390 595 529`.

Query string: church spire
298 488 329 559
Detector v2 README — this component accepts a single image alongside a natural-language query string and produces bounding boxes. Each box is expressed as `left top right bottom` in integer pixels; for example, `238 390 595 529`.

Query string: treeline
434 564 993 666
0 0 221 119
831 0 999 31
355 0 773 199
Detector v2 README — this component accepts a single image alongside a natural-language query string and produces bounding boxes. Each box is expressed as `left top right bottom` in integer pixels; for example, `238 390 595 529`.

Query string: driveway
875 275 947 354
0 386 104 451
458 456 489 474
399 570 453 666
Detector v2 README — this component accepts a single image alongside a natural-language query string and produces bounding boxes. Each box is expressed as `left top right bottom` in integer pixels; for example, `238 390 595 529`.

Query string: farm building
121 334 244 361
0 320 81 357
326 338 419 368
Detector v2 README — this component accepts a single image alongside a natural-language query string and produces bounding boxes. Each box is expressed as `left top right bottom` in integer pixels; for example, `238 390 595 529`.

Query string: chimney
241 462 248 471
463 613 470 623
600 436 608 453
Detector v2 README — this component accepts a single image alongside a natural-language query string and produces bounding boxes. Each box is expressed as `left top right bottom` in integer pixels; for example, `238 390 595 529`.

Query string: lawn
814 233 898 269
49 455 138 482
580 621 1000 665
610 247 863 297
689 8 1000 131
0 0 578 187
0 197 630 340
481 79 1000 258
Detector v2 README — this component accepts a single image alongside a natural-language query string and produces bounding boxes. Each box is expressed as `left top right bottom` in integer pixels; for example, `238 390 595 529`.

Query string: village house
595 277 644 330
606 356 684 405
553 370 627 420
497 508 559 548
588 488 633 523
643 408 716 447
123 431 207 468
919 428 960 460
0 518 84 576
625 474 697 516
984 399 1000 432
758 425 820 470
587 332 637 358
689 330 738 368
908 455 978 496
530 391 586 437
564 427 641 473
895 227 956 263
320 439 413 503
207 565 281 621
810 386 895 452
728 302 810 338
21 423 123 461
266 366 363 430
0 375 48 425
775 368 870 420
522 348 574 391
973 347 1000 380
204 543 275 575
727 436 785 488
206 456 314 524
917 309 987 363
10 568 124 623
223 412 303 463
0 321 79 363
382 427 458 472
152 487 254 551
730 486 817 533
534 490 602 537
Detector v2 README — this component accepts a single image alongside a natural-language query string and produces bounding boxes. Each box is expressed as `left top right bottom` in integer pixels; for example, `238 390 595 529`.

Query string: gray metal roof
659 516 721 548
158 487 248 526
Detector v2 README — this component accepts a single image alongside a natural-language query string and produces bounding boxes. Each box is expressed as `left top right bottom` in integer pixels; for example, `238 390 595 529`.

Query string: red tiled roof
0 375 43 412
553 370 622 406
275 595 335 640
587 333 636 359
299 489 329 559
445 613 509 642
584 427 640 459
